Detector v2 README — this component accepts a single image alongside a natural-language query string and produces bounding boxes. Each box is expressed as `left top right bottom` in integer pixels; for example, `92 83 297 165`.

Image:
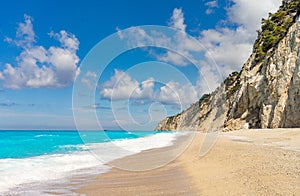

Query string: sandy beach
76 129 300 195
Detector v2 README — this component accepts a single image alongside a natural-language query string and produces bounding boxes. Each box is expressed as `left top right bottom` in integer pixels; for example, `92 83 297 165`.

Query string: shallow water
0 130 179 195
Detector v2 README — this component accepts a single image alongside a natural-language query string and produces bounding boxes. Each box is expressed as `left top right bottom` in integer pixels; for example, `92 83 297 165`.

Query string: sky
0 0 282 130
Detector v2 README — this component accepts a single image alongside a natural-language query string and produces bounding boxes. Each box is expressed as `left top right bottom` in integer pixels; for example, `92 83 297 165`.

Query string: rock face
156 4 300 131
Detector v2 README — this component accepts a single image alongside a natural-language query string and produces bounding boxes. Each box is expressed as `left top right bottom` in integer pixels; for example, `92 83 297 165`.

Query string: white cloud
100 69 197 106
205 0 219 15
156 0 281 94
122 27 152 47
199 0 281 77
148 8 200 67
200 27 253 72
15 14 36 48
169 8 186 32
49 30 79 51
156 51 189 66
48 46 79 86
100 70 154 101
101 69 139 100
157 81 197 106
196 61 223 95
137 78 155 99
0 15 80 89
150 28 201 67
116 9 202 67
227 0 281 31
109 2 283 105
81 71 98 90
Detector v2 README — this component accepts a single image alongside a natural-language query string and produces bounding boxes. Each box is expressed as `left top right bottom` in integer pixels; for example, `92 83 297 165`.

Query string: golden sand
76 129 300 195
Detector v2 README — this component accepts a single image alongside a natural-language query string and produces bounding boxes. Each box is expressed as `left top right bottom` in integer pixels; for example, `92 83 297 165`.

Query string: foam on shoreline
0 131 183 195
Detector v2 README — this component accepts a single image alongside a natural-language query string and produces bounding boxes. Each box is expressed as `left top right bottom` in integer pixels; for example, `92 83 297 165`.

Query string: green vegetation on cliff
254 0 300 62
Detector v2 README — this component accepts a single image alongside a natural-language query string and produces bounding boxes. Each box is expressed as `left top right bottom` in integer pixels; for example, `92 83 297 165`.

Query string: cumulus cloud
131 8 202 67
49 30 79 51
195 0 281 85
0 15 80 89
227 0 281 31
199 0 282 75
169 8 186 32
100 69 197 106
109 1 283 106
100 70 154 101
100 70 138 100
115 8 203 67
157 81 197 106
14 14 36 48
200 27 254 72
119 1 282 73
162 8 202 65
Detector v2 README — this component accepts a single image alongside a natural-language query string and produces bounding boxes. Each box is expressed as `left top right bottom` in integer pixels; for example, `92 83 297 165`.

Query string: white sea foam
0 151 109 195
88 132 183 163
0 132 183 195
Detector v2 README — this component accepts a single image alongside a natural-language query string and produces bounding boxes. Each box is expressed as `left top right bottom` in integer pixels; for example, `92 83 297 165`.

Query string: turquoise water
0 130 178 194
0 130 155 159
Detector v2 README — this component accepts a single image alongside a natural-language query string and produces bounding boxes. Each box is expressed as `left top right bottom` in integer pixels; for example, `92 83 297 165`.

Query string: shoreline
75 132 198 195
0 131 189 195
76 128 300 195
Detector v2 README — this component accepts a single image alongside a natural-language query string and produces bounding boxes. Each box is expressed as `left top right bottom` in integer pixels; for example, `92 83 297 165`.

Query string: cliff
156 1 300 131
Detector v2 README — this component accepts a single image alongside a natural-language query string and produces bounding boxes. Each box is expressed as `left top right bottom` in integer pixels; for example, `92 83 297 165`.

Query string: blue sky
0 0 282 130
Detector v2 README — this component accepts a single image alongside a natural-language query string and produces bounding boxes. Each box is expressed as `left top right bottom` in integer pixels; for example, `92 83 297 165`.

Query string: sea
0 130 182 195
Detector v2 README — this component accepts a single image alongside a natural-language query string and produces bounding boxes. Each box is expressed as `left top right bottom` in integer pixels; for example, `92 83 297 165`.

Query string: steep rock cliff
156 2 300 131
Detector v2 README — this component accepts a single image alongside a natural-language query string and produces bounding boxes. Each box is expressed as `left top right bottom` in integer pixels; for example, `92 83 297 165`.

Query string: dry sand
76 129 300 195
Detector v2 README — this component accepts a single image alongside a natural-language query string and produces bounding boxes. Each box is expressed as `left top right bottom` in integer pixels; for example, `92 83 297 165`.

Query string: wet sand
76 129 300 195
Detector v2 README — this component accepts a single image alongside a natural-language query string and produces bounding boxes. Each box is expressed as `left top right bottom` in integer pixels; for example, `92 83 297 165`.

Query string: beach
76 129 300 195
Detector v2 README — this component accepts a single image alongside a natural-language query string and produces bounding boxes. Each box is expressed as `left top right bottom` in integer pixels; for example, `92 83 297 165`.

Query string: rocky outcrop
156 2 300 131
